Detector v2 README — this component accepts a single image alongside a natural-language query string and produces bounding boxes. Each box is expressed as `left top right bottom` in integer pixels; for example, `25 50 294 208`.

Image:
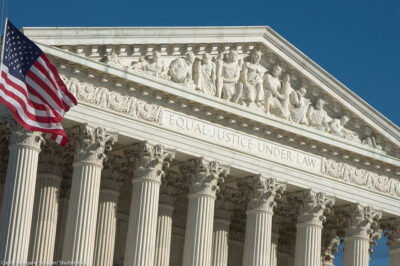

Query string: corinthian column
270 217 281 266
212 186 238 266
0 120 44 263
240 176 286 266
181 158 229 266
341 204 382 266
93 156 126 266
62 124 117 266
321 222 340 266
124 142 175 266
290 190 335 266
386 218 400 266
154 171 182 266
28 142 64 263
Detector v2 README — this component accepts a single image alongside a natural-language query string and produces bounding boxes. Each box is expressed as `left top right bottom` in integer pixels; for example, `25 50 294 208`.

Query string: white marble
62 124 117 266
0 120 43 264
28 143 63 263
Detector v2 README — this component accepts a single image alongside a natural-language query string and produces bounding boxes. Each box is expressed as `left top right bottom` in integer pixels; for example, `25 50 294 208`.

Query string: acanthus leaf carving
238 175 286 212
289 190 335 225
72 123 118 165
101 155 127 191
123 142 175 183
180 157 229 197
159 170 184 205
5 117 44 149
383 218 400 249
214 185 241 220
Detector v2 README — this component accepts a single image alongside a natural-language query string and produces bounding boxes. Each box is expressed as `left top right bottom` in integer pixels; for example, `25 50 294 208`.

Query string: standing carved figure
241 49 267 109
307 98 332 132
169 52 196 84
193 53 216 96
289 87 310 125
264 65 285 115
216 50 243 103
279 74 295 119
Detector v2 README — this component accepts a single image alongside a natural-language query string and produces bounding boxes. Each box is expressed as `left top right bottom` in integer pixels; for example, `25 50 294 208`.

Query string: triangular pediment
20 26 400 172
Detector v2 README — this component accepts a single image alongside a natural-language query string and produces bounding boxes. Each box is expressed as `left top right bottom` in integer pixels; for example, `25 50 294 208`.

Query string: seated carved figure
289 87 311 125
264 65 286 116
132 51 168 78
329 115 361 142
102 51 121 65
307 98 332 132
193 53 216 96
241 49 266 109
169 52 196 84
216 50 243 103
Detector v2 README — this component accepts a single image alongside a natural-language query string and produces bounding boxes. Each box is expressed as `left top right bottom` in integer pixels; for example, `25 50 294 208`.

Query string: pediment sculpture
93 47 378 149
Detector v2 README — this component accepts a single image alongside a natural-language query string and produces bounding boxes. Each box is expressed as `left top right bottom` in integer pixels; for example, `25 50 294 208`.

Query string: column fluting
341 204 382 266
93 156 125 266
28 143 64 263
0 120 43 264
386 218 400 266
123 142 175 266
240 176 286 266
181 158 229 266
290 190 335 266
154 171 180 266
270 221 280 266
62 124 117 266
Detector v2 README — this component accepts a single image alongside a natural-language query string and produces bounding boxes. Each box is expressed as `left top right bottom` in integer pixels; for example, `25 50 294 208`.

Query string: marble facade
0 26 400 266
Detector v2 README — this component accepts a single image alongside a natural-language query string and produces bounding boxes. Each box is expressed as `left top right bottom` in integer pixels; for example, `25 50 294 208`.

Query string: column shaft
183 194 215 266
242 210 273 266
294 224 322 266
228 240 244 266
124 178 161 266
154 203 174 266
0 132 42 263
343 236 370 266
53 193 69 261
270 232 279 266
390 248 400 266
62 162 102 265
93 189 119 266
212 218 230 266
28 174 62 262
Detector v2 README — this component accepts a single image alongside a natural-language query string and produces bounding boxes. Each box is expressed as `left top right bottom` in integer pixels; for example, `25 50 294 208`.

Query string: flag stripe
0 19 77 146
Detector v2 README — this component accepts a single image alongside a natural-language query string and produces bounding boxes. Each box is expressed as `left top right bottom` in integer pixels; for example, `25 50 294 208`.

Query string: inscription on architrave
161 110 322 173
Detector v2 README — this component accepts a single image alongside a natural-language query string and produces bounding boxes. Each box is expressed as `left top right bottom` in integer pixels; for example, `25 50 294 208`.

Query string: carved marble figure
279 74 295 119
241 49 266 109
289 87 311 125
329 115 361 142
216 50 243 103
264 65 285 116
307 98 332 132
169 52 196 84
193 53 216 96
132 51 168 78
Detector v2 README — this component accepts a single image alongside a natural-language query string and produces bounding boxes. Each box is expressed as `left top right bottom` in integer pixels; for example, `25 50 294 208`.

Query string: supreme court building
0 26 399 266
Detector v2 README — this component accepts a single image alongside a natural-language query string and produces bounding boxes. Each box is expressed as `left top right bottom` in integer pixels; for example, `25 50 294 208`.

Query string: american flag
0 19 77 146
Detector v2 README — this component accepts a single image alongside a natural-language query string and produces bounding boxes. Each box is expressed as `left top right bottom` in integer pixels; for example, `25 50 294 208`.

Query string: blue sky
6 0 398 264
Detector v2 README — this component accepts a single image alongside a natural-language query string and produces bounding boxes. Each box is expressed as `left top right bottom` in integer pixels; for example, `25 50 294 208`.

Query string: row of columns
0 120 400 266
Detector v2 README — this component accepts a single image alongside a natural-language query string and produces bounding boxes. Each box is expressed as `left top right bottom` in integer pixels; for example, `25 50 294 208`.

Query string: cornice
37 43 400 174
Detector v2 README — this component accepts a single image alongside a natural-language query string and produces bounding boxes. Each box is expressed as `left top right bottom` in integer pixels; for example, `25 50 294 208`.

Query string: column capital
321 225 340 265
73 124 118 166
124 141 175 183
289 190 335 225
101 155 127 191
5 118 44 150
38 141 65 176
215 186 240 221
160 170 183 205
339 203 382 238
384 218 400 249
180 157 229 197
239 175 286 212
